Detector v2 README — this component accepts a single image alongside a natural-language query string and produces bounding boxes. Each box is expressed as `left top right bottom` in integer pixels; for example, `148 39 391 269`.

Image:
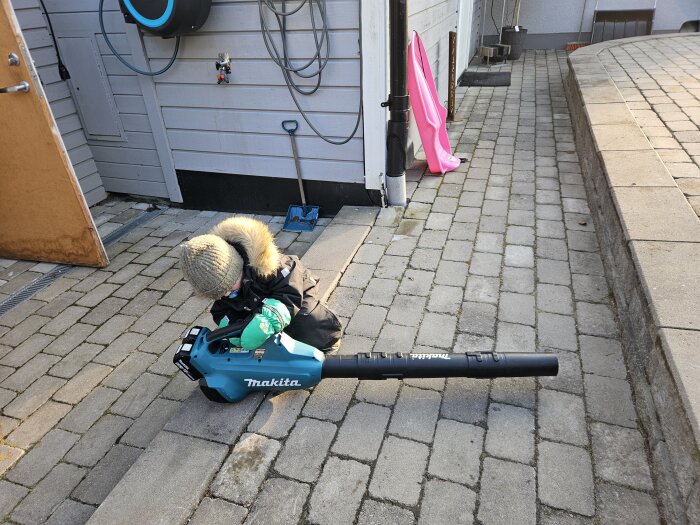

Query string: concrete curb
86 206 378 524
566 34 700 524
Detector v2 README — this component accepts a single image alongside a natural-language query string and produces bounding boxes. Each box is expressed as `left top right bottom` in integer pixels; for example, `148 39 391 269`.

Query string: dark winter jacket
208 219 341 350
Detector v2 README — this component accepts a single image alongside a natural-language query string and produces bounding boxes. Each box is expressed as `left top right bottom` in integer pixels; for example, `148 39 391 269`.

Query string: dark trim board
177 171 382 216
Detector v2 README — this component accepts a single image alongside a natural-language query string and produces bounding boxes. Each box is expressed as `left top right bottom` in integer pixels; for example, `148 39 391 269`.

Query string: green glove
216 316 242 348
240 299 291 351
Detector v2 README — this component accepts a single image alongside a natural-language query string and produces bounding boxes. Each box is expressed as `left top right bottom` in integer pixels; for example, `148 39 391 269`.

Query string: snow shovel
282 120 319 232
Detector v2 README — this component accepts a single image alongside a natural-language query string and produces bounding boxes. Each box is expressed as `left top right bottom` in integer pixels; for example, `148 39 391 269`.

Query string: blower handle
205 319 249 343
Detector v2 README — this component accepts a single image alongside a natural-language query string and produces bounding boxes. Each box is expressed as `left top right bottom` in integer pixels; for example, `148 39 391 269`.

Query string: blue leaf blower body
174 323 559 403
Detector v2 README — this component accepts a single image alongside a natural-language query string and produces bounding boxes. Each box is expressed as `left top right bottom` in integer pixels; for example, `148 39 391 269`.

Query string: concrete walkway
1 50 661 524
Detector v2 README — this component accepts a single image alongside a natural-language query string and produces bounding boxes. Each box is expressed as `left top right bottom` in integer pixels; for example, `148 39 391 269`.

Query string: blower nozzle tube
321 352 558 380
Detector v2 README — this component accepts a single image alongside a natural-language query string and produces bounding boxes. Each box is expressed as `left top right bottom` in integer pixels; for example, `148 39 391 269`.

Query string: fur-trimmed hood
210 217 281 278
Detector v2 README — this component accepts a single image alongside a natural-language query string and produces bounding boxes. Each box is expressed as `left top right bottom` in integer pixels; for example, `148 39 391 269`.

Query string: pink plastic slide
407 31 462 175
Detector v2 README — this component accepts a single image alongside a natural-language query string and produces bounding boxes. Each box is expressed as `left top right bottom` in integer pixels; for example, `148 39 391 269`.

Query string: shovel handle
282 120 299 135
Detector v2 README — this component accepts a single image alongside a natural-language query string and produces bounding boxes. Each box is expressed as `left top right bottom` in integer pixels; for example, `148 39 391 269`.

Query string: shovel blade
282 205 320 232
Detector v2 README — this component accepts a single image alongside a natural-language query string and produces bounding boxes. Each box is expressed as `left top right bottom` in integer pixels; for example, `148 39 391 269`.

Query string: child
179 216 342 353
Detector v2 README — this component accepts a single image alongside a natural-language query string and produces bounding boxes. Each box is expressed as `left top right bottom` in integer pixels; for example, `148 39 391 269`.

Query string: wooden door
0 0 107 267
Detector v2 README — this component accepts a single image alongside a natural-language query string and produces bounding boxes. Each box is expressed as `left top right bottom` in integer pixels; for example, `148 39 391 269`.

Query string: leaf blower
173 322 559 403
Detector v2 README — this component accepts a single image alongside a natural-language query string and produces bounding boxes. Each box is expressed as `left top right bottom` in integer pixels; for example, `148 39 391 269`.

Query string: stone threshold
566 34 700 524
85 206 379 525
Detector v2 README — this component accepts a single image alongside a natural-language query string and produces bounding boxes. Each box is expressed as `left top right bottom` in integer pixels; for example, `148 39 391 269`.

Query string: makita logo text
410 354 451 360
244 378 301 387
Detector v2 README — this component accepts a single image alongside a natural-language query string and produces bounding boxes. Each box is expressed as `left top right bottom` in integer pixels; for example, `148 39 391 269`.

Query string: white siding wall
42 0 170 199
408 0 459 155
11 0 107 206
142 0 365 184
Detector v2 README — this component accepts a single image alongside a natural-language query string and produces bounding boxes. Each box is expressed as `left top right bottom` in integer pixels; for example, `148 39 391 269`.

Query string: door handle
0 81 30 94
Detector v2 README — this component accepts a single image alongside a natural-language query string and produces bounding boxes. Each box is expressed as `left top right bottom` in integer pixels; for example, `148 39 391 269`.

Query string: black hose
38 0 70 80
98 0 180 77
258 0 363 145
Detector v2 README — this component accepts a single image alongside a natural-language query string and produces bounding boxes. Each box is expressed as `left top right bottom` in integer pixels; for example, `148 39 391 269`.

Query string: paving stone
388 386 441 443
538 389 588 446
502 267 534 294
419 479 476 525
495 322 536 353
333 402 390 460
486 402 535 463
491 376 536 409
345 305 387 338
274 418 336 482
373 324 417 353
0 479 28 517
539 508 593 525
211 433 281 505
76 284 119 308
44 325 96 358
242 478 309 525
339 263 374 288
504 245 535 268
537 283 574 315
361 278 399 307
441 377 489 424
327 287 363 318
507 225 535 246
572 274 610 303
538 441 595 516
464 275 500 303
576 302 618 337
53 363 112 405
427 285 463 313
121 398 181 448
6 401 71 449
49 343 103 380
45 499 94 525
110 373 169 419
591 422 653 491
354 379 400 406
3 375 65 419
584 373 637 428
579 335 626 379
0 444 23 477
459 301 497 336
72 444 142 505
416 312 456 348
161 372 198 401
538 313 578 351
102 352 156 390
11 463 86 525
40 306 89 336
10 432 76 489
2 315 51 348
356 499 415 525
469 252 502 276
247 390 309 439
478 457 536 525
537 237 569 261
537 259 571 285
308 457 370 525
93 332 146 366
0 387 16 410
86 315 136 345
189 498 246 525
2 353 60 392
165 389 264 444
87 432 227 525
65 414 132 467
387 295 426 326
1 334 54 368
597 482 660 525
302 378 357 422
398 268 434 296
475 232 504 253
58 387 121 434
499 292 536 326
429 419 483 486
369 436 428 506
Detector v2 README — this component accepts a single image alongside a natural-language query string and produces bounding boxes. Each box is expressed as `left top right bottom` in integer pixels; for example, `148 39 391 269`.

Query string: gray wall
480 0 700 50
11 0 107 206
407 0 459 153
142 0 364 184
42 0 171 199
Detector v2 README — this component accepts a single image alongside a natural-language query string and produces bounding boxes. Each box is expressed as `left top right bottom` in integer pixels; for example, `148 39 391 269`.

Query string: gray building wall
141 0 364 185
11 0 107 206
480 0 700 50
407 0 459 154
43 0 170 199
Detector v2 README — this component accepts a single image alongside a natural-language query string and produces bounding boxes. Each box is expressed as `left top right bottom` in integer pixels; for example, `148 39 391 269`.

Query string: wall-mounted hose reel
119 0 212 38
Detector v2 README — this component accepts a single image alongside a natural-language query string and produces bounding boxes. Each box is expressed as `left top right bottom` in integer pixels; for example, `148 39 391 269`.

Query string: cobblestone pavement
0 201 326 524
599 35 700 216
0 49 664 524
